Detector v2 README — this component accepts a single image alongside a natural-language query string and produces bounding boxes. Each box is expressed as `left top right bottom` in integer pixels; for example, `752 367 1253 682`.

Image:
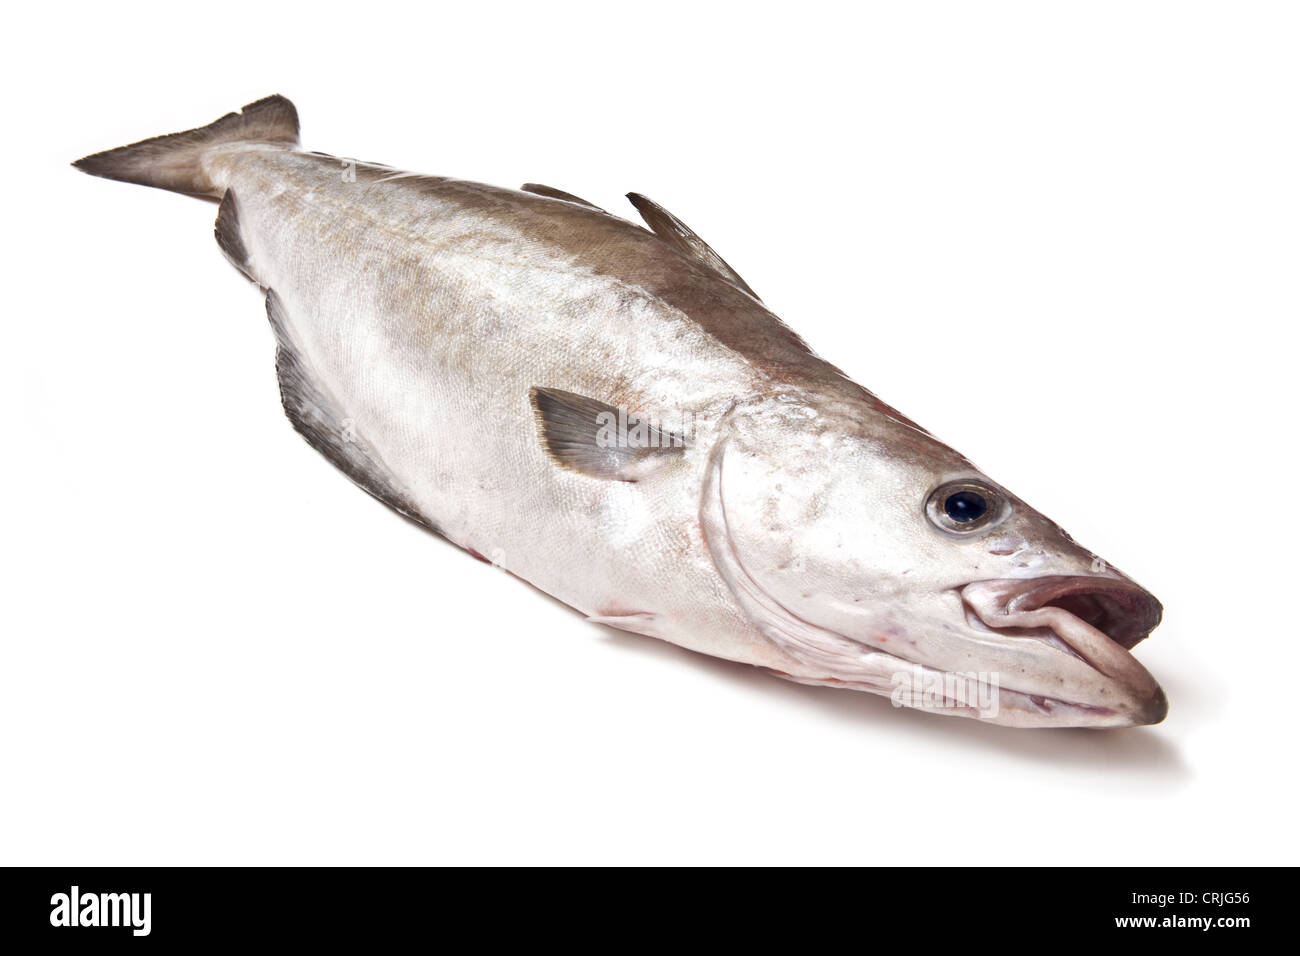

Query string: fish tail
72 95 299 199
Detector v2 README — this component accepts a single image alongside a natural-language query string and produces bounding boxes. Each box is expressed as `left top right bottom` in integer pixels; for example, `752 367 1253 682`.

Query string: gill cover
699 428 903 689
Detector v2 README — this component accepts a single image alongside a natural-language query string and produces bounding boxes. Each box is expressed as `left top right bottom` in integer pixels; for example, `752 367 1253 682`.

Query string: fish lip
1002 575 1163 649
960 575 1168 725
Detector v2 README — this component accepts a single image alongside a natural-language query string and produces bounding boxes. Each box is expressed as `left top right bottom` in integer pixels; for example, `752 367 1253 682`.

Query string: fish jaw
730 574 1168 728
959 576 1167 727
712 558 1168 728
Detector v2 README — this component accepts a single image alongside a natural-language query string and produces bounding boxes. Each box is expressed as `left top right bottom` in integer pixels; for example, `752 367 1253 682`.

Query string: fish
73 95 1167 729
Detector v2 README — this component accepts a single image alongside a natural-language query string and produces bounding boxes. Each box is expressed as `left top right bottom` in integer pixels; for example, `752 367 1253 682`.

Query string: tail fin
72 95 299 200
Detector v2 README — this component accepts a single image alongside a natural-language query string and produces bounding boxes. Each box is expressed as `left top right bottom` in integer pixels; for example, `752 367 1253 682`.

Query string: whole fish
74 95 1166 728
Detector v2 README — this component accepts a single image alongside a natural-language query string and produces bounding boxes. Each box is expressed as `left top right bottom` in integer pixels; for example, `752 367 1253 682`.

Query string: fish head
701 396 1165 728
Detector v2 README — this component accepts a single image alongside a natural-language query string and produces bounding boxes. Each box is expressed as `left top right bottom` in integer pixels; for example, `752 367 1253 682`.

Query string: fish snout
960 575 1167 726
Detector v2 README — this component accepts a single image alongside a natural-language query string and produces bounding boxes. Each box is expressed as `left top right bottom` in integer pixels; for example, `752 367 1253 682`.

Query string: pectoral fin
626 192 760 301
530 386 685 482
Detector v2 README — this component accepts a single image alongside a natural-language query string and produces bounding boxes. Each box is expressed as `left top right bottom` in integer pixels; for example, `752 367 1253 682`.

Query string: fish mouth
960 575 1167 725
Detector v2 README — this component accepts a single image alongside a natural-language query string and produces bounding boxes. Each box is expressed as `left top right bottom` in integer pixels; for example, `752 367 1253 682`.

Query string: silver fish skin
74 96 1166 728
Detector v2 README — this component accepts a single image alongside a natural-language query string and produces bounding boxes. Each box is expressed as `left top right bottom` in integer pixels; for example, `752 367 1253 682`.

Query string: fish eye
925 480 1005 535
945 490 986 523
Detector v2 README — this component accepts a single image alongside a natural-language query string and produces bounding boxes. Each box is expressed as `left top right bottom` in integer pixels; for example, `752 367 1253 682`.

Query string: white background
3 2 1296 865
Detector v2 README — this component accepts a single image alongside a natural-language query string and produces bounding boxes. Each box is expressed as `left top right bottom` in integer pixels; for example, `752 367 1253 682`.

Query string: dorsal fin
521 183 604 210
626 192 759 301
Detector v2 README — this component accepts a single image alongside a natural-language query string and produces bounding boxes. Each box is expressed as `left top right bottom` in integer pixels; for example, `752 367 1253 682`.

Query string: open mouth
960 575 1167 724
974 575 1163 649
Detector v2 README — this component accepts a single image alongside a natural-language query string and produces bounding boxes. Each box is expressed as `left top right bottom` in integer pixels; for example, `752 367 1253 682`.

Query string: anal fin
215 189 257 284
266 290 437 533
